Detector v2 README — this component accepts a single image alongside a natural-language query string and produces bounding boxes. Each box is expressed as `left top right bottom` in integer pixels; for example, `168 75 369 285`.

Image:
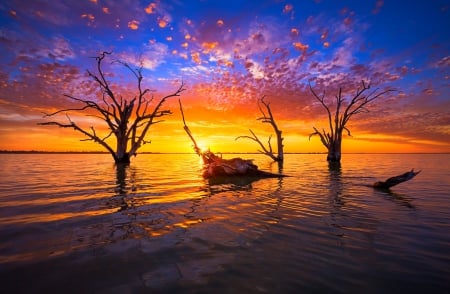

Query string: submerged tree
39 52 185 164
236 96 284 163
309 80 394 162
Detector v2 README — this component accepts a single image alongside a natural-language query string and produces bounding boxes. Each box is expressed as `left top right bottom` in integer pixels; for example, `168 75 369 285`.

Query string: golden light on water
0 208 118 226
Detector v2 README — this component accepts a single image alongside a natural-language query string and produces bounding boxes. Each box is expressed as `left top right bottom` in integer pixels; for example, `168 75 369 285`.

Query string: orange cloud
191 52 201 64
128 20 139 30
217 59 233 67
158 18 168 28
293 42 309 52
217 19 224 27
81 14 95 21
102 7 110 14
202 41 218 53
145 3 157 14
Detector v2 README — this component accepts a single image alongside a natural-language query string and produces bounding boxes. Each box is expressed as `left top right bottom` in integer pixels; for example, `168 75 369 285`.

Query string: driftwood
178 100 285 179
373 169 421 189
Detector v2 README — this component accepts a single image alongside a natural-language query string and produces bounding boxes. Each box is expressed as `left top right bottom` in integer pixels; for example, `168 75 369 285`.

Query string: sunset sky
0 0 449 154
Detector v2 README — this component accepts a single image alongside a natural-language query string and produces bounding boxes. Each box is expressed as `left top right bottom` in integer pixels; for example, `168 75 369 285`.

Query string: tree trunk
327 140 342 162
276 129 283 162
115 153 130 164
115 133 130 164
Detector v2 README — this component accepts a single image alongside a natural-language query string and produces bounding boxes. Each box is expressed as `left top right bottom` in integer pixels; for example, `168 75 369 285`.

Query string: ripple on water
0 153 449 292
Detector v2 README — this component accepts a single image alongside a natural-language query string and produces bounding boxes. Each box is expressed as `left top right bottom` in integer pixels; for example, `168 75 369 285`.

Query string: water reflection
106 163 136 211
1 154 449 292
206 175 262 188
375 189 416 209
269 160 284 174
327 161 344 208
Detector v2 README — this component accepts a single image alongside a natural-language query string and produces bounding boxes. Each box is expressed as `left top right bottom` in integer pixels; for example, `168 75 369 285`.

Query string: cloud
0 1 448 152
127 20 139 30
118 42 169 70
433 56 450 68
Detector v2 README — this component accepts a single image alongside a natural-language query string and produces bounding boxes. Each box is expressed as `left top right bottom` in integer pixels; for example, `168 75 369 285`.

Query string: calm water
0 153 449 293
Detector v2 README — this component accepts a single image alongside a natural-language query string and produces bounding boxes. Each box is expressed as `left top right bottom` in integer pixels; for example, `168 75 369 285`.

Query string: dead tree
179 99 285 179
309 80 393 162
236 96 284 162
39 51 185 164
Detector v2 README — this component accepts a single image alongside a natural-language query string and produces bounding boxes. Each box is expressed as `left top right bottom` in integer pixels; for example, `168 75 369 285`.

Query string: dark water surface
0 153 449 293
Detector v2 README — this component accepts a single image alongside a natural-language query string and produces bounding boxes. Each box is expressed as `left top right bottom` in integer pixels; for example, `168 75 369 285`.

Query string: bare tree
236 96 284 162
39 52 185 163
309 80 394 162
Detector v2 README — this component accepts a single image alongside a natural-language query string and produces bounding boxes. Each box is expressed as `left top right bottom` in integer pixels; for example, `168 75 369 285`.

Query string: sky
0 0 449 154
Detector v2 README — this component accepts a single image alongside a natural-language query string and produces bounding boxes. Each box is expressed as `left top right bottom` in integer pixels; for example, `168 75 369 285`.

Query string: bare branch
38 119 117 159
128 81 185 156
179 99 201 155
236 129 278 161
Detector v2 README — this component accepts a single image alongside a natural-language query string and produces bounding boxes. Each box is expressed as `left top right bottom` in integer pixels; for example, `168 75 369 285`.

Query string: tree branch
236 129 278 161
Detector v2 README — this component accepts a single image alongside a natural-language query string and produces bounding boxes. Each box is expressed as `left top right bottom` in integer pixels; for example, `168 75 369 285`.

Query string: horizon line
1 150 449 155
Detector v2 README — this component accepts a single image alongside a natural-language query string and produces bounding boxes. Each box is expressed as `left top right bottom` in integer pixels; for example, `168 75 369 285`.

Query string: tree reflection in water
328 161 344 208
111 163 139 212
375 188 416 209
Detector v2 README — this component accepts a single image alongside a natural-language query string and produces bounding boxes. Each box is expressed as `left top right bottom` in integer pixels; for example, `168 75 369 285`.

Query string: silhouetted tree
39 52 185 163
236 96 284 163
309 80 394 162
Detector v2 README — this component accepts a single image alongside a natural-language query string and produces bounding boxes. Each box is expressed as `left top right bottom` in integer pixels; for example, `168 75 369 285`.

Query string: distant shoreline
1 150 448 155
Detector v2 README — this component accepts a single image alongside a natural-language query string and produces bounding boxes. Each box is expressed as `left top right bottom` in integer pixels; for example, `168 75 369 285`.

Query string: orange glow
293 41 309 52
128 20 139 30
144 3 156 14
2 118 449 154
191 52 201 64
202 41 218 51
81 14 95 21
158 18 168 28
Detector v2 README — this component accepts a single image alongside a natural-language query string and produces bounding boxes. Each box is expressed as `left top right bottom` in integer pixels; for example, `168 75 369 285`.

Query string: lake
0 153 449 293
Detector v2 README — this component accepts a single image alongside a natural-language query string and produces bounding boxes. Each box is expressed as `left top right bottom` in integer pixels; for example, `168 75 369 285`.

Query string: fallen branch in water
373 169 421 189
178 99 286 179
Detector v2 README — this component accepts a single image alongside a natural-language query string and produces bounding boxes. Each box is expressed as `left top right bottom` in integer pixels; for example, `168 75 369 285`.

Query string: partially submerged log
179 100 286 180
200 150 284 179
373 169 421 189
